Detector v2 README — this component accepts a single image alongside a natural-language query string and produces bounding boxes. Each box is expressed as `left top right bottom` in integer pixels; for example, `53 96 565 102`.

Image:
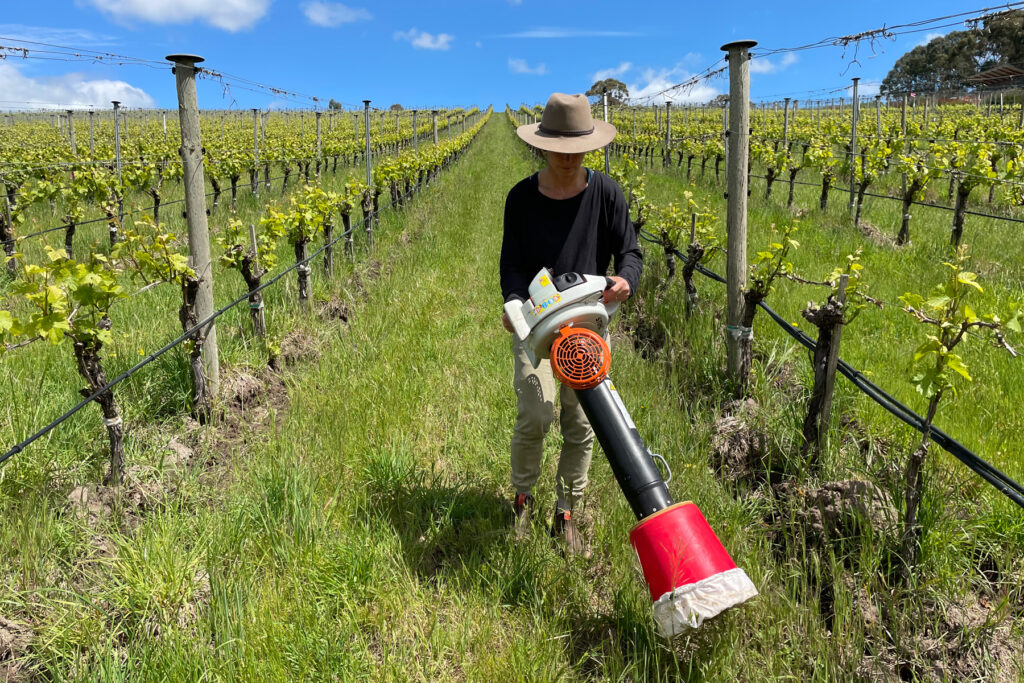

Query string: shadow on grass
359 447 511 584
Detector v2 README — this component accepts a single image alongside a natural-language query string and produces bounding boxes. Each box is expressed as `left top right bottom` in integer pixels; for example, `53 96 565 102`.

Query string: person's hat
516 92 616 153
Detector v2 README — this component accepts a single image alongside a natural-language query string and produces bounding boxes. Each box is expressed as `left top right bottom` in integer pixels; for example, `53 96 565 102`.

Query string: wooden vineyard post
412 109 418 154
783 97 790 148
112 100 122 244
168 53 220 401
89 110 95 155
722 40 755 392
602 88 610 175
364 100 374 247
316 111 323 180
849 77 859 215
875 95 881 136
432 109 439 145
665 100 671 166
800 274 849 463
901 94 908 200
252 108 260 196
818 274 848 452
66 110 76 157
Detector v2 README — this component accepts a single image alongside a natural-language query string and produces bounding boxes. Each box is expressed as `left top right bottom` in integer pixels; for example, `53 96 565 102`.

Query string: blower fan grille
550 327 610 390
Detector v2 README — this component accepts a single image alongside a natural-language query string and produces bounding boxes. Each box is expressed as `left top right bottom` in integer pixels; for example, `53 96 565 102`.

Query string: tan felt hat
516 92 617 154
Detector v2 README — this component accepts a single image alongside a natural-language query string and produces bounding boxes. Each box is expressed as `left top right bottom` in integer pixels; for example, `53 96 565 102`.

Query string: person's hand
502 309 515 333
603 276 631 304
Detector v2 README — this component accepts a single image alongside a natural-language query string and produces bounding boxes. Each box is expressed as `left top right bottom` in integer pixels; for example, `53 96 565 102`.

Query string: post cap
363 99 371 105
111 101 121 107
720 40 758 51
852 76 861 82
165 54 204 65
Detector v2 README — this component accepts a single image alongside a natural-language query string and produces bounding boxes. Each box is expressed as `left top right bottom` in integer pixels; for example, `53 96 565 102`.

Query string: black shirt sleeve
605 177 643 296
500 185 532 302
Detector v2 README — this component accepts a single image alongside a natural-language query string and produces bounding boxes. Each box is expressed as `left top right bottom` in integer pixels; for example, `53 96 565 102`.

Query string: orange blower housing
550 327 610 390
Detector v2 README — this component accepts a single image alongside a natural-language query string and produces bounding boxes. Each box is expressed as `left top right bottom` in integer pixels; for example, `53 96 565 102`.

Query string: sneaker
552 509 591 559
512 493 534 540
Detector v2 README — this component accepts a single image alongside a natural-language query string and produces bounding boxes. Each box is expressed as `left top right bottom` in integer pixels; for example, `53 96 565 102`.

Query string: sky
0 0 991 112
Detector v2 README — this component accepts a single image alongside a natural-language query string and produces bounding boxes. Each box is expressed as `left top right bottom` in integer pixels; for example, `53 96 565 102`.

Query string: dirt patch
66 484 114 526
710 399 775 486
163 437 193 471
317 297 350 324
771 480 896 548
221 371 265 408
65 473 168 532
0 617 33 682
279 330 320 367
858 220 897 247
861 593 1024 682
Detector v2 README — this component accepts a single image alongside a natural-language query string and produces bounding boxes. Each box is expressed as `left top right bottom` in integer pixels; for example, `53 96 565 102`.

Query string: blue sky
0 1 985 112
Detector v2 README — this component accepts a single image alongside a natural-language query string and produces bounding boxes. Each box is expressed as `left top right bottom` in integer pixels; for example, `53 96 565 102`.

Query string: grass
0 115 1021 680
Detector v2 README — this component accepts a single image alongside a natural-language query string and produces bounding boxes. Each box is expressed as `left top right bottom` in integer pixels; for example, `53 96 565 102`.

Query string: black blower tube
576 378 673 519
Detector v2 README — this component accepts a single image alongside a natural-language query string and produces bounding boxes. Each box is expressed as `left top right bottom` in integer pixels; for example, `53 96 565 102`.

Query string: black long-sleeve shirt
500 169 643 303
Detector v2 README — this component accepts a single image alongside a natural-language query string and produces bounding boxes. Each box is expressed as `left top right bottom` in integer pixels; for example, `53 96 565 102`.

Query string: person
500 92 642 556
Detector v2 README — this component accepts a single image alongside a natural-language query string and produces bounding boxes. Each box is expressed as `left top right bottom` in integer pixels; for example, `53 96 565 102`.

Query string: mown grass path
17 116 855 681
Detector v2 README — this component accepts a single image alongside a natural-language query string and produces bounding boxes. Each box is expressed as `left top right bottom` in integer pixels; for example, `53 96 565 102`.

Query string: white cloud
0 63 155 110
302 2 371 27
917 32 945 47
508 57 546 75
592 62 632 82
82 0 270 32
749 53 797 75
627 64 721 104
498 27 640 38
394 28 454 50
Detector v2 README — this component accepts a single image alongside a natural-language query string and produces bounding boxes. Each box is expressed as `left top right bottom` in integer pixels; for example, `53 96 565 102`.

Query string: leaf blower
504 268 757 637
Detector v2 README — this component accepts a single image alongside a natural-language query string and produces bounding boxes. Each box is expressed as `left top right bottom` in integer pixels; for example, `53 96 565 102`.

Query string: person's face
545 150 585 174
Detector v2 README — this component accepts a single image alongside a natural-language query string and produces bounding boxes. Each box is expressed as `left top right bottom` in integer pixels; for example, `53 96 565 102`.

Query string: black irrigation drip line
0 123 485 466
635 227 1024 510
745 172 1024 225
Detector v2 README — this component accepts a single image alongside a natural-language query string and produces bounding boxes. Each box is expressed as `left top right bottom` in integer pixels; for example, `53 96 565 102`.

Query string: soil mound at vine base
771 479 896 547
0 616 34 682
710 399 773 486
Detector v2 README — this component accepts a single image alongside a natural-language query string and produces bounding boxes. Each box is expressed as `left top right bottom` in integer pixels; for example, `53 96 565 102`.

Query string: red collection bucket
630 501 757 636
629 502 739 601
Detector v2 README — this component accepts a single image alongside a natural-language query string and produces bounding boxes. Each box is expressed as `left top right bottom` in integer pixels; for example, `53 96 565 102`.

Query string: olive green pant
510 337 602 512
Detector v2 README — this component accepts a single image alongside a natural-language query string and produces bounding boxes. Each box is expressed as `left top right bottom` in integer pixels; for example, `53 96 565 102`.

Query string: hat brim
516 120 616 153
